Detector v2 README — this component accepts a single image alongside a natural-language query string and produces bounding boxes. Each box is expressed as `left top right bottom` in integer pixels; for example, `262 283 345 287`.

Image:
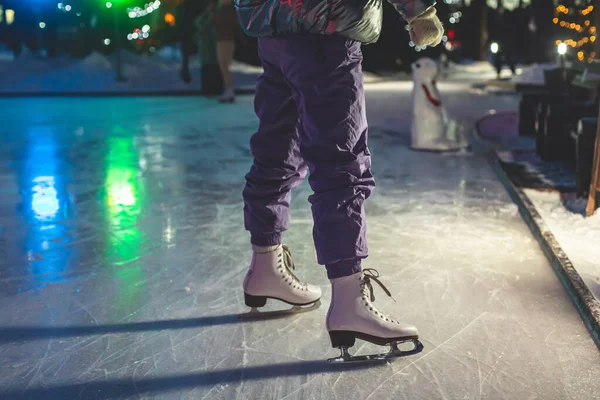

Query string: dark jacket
235 0 435 43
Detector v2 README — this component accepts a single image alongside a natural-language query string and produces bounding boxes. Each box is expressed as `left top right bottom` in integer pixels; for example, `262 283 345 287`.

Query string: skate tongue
282 245 305 287
363 269 397 303
282 245 295 271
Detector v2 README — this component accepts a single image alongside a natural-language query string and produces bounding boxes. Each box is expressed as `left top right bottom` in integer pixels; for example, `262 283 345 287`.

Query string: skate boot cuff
250 232 283 248
329 270 362 283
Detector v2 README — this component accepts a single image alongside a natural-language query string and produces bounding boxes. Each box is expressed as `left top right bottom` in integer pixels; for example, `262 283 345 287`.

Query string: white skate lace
280 245 308 290
361 269 400 324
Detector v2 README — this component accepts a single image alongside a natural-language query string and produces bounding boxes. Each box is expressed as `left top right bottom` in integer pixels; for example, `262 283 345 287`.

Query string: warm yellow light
553 17 559 24
591 36 596 43
6 9 15 25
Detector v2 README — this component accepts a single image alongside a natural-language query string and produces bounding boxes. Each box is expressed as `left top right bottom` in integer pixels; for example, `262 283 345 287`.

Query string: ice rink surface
0 82 599 399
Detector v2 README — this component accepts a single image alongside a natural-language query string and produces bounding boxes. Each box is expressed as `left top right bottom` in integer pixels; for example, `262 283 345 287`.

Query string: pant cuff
326 258 362 279
250 232 283 247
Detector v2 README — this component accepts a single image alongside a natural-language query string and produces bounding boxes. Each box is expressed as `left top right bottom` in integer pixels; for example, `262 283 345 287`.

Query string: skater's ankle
326 258 362 280
252 244 280 254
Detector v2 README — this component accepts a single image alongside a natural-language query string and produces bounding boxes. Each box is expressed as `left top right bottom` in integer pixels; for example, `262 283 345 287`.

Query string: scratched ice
0 82 599 400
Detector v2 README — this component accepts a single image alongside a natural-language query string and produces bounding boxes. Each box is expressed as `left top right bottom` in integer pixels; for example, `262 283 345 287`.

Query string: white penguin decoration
410 57 468 152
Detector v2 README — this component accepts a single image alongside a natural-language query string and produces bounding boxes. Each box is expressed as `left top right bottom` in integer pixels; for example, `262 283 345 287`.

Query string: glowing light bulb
558 43 568 55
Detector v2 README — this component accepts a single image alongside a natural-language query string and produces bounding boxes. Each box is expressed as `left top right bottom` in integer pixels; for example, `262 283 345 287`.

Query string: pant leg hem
250 232 283 247
326 258 362 279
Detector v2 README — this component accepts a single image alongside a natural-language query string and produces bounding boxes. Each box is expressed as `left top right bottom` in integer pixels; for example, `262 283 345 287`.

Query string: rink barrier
472 123 600 351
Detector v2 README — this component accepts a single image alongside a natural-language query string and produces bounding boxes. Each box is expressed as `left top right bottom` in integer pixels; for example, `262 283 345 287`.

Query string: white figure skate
241 244 322 319
410 57 469 153
326 269 423 363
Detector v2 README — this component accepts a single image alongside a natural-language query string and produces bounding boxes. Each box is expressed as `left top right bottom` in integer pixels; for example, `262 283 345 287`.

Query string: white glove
408 7 444 47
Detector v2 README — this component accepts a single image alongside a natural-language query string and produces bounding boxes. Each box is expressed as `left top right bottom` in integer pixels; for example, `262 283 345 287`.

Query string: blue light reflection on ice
31 176 60 220
23 133 71 285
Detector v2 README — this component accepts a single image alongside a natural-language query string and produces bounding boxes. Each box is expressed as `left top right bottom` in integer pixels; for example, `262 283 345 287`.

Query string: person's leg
242 38 321 310
278 35 419 357
199 30 224 96
506 51 516 75
279 35 374 279
216 39 235 102
493 52 502 79
243 38 307 248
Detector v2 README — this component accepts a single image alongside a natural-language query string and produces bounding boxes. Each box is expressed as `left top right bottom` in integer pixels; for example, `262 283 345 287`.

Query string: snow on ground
0 49 507 94
0 45 384 94
0 48 261 93
524 189 600 300
510 62 600 86
443 60 499 81
510 63 558 85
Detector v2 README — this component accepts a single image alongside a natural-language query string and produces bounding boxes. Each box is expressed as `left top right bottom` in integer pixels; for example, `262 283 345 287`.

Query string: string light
127 0 161 19
127 26 151 41
555 2 597 63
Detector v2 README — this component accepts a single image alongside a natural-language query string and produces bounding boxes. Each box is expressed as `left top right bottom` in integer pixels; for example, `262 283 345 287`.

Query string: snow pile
524 189 600 299
441 60 498 81
0 50 261 93
511 63 558 85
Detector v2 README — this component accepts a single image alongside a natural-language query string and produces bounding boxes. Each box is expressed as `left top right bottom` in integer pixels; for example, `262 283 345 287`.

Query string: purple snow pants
243 34 375 279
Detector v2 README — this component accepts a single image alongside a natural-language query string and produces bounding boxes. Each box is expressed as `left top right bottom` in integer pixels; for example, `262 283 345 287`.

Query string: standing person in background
489 7 517 79
214 0 241 103
176 0 197 84
196 0 241 103
177 0 224 95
